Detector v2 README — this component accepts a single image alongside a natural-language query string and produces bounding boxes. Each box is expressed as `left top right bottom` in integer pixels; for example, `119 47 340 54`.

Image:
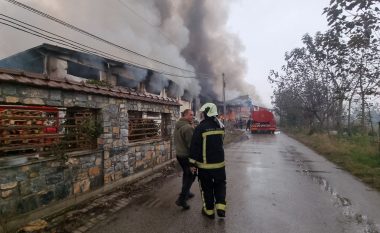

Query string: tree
270 1 380 134
269 35 335 132
324 0 380 47
324 0 380 132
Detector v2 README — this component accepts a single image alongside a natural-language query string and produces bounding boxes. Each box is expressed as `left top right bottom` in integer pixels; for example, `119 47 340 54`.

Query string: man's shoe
175 199 190 210
186 192 195 200
201 209 215 219
217 209 225 218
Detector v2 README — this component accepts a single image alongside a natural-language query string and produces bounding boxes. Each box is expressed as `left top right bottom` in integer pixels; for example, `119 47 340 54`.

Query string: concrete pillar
47 56 67 79
100 71 116 86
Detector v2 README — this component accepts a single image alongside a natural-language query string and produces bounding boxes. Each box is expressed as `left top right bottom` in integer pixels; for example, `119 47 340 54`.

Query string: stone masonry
0 82 179 223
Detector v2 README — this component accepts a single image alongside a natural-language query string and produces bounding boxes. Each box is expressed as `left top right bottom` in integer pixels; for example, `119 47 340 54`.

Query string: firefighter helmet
200 103 218 117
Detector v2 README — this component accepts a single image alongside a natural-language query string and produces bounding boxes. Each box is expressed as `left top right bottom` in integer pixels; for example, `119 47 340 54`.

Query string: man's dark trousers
177 156 196 200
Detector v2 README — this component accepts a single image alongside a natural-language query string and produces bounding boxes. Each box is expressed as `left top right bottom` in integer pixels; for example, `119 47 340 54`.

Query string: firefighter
189 103 226 219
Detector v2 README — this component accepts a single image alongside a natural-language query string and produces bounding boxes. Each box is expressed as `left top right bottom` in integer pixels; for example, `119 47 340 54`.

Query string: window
116 74 140 89
67 61 100 81
128 111 171 142
0 105 100 158
144 71 168 95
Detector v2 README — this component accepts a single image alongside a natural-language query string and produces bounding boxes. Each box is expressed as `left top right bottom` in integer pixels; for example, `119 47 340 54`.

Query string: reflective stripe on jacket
189 118 225 169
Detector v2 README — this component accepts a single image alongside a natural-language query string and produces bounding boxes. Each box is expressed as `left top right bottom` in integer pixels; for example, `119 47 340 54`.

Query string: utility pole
223 73 226 123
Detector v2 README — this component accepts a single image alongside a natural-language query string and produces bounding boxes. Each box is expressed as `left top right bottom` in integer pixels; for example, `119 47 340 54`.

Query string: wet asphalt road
92 132 380 233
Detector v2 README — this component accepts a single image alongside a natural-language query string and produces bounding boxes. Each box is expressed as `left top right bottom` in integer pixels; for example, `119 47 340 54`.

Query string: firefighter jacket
189 117 225 169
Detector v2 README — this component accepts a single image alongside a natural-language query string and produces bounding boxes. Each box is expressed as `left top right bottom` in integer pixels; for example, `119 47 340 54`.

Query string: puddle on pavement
312 175 379 233
295 170 331 174
225 150 262 154
286 159 315 163
283 146 380 233
299 159 314 163
228 160 256 164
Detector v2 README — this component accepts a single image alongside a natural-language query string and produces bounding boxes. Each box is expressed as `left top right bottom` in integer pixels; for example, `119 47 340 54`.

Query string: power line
0 13 157 72
0 14 124 61
3 0 193 74
0 14 202 79
3 0 208 76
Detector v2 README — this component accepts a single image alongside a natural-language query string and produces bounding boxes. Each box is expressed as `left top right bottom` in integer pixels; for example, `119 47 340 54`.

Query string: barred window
0 105 101 158
128 111 171 143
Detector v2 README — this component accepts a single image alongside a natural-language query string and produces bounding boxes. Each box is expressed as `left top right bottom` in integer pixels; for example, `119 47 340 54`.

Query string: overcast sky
227 0 330 107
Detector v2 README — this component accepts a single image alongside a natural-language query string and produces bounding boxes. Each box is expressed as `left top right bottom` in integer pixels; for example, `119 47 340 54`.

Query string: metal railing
128 117 162 142
0 106 97 158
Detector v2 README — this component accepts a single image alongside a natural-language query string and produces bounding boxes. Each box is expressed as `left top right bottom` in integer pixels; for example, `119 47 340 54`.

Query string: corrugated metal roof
0 68 180 106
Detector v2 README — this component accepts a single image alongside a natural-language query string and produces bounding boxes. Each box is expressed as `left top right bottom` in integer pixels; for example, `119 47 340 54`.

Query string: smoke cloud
114 65 147 89
145 71 169 95
0 0 259 102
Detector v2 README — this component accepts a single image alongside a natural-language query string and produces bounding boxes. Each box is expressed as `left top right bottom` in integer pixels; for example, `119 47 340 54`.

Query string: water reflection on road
92 132 380 233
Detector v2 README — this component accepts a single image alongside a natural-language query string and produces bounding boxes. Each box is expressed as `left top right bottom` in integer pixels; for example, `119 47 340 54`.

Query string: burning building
0 43 195 230
218 95 253 121
0 43 195 111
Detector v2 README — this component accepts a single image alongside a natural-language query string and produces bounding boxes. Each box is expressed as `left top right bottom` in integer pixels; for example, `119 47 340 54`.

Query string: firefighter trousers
198 167 226 215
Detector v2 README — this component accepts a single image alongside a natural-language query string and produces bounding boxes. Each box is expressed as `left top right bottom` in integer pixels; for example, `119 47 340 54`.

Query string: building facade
0 44 188 231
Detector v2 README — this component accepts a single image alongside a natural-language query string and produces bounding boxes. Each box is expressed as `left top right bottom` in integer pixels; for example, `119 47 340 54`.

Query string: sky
227 0 330 107
0 0 331 107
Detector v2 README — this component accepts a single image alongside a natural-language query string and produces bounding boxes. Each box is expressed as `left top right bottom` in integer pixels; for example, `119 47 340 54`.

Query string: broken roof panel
0 68 180 106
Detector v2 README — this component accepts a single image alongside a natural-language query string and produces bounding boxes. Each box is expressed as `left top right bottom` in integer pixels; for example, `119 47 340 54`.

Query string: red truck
250 108 276 134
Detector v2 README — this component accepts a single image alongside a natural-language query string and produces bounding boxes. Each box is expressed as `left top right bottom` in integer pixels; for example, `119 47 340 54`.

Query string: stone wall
104 140 172 184
0 151 102 218
0 82 179 221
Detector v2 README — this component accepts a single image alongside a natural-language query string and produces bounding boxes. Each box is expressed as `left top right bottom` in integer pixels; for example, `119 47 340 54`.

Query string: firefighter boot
217 209 226 218
201 208 215 219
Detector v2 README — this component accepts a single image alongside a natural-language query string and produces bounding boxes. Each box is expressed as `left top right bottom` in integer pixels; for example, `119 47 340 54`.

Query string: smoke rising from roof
0 0 259 102
114 65 147 89
157 0 259 101
145 71 169 95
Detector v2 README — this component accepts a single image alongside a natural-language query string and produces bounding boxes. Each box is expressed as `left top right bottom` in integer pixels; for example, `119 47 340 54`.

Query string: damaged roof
0 68 180 106
226 95 253 107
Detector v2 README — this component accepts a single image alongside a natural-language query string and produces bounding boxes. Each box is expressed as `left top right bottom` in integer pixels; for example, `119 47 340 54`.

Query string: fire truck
250 108 276 134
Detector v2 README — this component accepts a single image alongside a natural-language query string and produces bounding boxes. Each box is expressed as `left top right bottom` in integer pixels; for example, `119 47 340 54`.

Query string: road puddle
310 175 379 233
284 147 379 233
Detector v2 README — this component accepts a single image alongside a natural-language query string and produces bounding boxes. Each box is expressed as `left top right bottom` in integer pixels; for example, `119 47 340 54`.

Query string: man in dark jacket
246 119 252 131
174 109 195 209
189 103 226 219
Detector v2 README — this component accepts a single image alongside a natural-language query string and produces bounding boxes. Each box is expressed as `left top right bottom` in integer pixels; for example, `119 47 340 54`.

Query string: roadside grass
287 130 380 191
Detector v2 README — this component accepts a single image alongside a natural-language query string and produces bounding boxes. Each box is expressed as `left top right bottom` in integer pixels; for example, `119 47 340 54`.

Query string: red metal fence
0 105 98 158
